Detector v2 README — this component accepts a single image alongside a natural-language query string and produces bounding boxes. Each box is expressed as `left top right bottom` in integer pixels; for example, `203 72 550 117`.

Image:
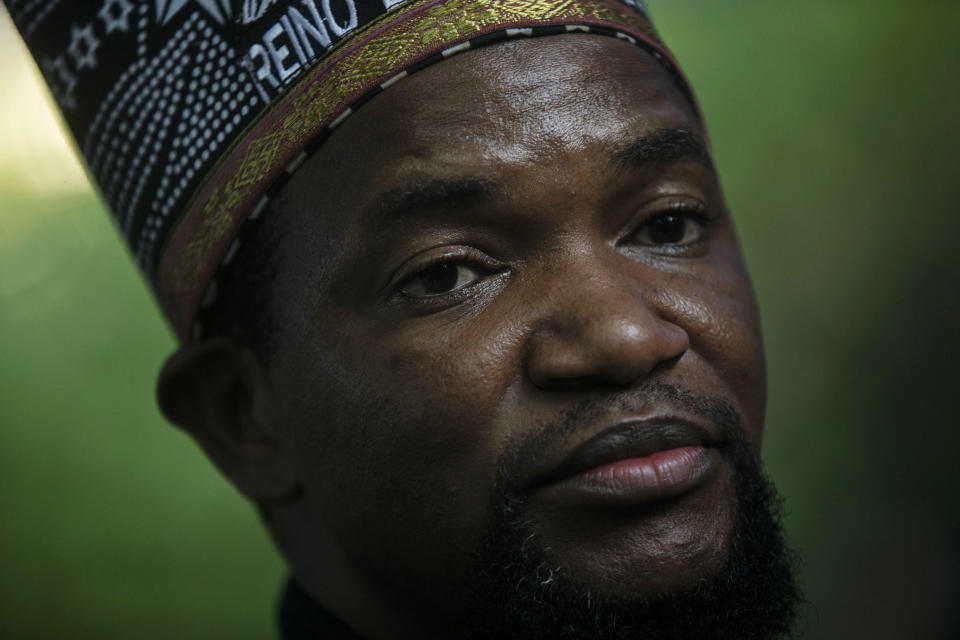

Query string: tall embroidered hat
4 0 696 340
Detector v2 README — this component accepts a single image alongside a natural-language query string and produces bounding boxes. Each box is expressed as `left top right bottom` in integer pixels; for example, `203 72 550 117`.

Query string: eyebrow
609 128 713 173
370 128 710 221
373 176 498 221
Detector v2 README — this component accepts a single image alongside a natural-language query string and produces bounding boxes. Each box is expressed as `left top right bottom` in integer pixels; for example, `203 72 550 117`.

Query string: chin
526 458 737 598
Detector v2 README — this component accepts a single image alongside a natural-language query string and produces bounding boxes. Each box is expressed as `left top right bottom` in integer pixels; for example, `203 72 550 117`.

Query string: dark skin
158 36 766 638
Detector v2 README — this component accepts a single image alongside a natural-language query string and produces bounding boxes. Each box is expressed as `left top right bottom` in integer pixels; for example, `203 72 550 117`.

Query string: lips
529 418 723 506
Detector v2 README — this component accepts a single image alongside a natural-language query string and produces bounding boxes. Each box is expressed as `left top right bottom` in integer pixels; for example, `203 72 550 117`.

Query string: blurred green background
1 0 958 638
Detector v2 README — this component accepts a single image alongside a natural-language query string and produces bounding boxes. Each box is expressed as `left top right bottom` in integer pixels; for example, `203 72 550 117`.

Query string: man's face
261 35 780 635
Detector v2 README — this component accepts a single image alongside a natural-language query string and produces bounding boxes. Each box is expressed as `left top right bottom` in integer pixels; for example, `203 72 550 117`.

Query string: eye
632 210 707 247
400 261 483 298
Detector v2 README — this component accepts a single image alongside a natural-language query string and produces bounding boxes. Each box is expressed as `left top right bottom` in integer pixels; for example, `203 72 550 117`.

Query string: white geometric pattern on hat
155 0 232 25
240 0 280 24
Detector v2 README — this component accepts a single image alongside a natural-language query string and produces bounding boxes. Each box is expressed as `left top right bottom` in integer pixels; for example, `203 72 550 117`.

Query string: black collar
278 578 364 640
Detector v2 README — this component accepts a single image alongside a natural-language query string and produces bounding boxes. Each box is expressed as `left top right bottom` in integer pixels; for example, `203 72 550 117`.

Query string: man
7 0 799 637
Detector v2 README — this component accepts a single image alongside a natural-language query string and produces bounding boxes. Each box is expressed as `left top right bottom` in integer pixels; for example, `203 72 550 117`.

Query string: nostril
536 373 635 392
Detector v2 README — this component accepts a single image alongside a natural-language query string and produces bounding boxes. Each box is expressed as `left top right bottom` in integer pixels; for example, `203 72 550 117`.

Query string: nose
525 263 689 390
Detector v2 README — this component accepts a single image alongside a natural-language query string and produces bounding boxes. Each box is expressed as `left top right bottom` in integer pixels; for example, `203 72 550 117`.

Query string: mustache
494 380 748 493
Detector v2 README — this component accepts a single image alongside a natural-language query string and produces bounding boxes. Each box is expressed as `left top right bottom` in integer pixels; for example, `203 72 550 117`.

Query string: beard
463 384 801 640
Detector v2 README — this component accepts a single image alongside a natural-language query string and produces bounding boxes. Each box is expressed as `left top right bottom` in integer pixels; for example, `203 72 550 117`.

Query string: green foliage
0 192 283 638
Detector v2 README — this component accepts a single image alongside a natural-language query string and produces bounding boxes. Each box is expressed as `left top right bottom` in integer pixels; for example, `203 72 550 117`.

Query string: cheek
275 312 525 599
656 250 766 443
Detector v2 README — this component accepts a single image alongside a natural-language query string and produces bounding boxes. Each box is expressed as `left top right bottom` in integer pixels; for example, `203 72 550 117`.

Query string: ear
156 338 300 504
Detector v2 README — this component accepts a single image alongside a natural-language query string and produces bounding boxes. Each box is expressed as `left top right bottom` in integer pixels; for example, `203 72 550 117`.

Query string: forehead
337 35 698 181
278 35 699 196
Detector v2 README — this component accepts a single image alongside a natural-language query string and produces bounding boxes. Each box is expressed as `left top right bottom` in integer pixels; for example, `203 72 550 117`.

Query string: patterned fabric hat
4 0 696 340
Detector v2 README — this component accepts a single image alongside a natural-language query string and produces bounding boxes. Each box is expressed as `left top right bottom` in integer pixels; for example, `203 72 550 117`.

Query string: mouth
528 418 723 507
